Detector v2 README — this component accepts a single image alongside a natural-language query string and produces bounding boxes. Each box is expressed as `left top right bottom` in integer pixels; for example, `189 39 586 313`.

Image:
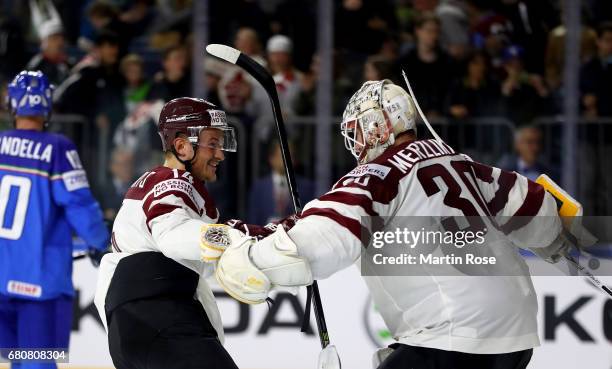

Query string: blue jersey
0 129 109 300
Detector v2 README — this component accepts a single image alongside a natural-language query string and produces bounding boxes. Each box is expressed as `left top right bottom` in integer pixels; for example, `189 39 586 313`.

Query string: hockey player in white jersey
215 80 573 369
94 97 242 369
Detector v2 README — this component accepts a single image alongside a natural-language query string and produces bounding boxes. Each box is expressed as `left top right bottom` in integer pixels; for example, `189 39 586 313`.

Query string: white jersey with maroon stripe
111 165 219 264
95 166 225 340
288 139 561 354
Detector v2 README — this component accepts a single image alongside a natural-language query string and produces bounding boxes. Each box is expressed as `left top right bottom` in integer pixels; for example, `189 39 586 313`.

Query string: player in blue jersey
0 70 110 369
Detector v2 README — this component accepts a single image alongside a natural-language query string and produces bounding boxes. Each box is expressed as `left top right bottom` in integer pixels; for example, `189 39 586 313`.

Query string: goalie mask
341 80 416 164
158 97 237 169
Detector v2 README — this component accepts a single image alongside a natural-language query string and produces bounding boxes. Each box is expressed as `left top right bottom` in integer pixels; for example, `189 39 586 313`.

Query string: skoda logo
363 296 394 347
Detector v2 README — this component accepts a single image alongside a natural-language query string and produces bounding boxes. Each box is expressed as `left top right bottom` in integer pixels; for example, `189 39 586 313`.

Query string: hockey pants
107 295 238 369
377 344 532 369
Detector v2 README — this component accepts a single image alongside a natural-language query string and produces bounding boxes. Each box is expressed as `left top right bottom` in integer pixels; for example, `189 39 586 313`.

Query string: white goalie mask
341 80 417 164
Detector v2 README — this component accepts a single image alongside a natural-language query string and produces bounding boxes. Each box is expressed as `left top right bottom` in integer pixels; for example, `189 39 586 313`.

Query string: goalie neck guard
341 79 417 165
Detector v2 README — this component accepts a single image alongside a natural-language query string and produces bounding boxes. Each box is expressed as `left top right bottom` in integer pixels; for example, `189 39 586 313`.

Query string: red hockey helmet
157 97 237 152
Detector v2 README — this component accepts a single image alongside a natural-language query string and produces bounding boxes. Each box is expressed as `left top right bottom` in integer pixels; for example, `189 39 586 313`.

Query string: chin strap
172 143 198 172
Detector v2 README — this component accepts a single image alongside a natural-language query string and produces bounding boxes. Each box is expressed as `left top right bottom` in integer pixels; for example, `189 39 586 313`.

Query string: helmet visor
188 126 238 152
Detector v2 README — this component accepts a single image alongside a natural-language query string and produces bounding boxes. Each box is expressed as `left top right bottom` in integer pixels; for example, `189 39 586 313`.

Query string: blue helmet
7 70 54 118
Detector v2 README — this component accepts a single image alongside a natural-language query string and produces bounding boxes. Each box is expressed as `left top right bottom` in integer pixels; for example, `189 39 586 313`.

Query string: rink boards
2 258 610 369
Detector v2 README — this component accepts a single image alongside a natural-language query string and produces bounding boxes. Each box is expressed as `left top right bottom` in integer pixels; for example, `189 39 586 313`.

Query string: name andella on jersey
0 136 53 162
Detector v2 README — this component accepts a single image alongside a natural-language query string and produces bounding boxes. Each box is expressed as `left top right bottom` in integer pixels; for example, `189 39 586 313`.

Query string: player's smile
206 159 221 173
195 129 226 182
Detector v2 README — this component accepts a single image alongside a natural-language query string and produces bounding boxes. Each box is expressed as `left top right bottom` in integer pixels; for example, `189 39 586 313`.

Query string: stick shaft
563 253 612 298
234 52 331 348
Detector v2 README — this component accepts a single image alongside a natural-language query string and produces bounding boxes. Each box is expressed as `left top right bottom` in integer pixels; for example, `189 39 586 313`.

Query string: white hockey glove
215 226 313 304
200 224 246 262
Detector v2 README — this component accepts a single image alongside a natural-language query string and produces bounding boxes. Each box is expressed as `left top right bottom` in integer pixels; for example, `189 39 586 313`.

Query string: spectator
112 99 165 176
293 52 354 116
363 55 396 82
81 1 137 55
54 30 125 128
207 0 270 47
247 140 315 225
99 147 136 220
412 0 438 12
267 35 302 117
335 0 398 55
147 45 192 102
500 45 551 125
117 0 154 28
203 57 228 107
120 54 151 113
218 28 273 141
234 27 266 66
27 0 73 86
54 30 125 187
467 0 513 78
580 22 612 118
436 0 470 62
545 14 597 92
377 33 401 63
446 51 502 119
497 125 553 182
399 11 454 118
395 0 419 55
268 0 316 71
218 28 266 115
0 17 27 83
498 0 558 75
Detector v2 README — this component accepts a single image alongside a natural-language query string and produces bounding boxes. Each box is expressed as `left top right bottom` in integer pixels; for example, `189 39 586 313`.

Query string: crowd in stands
1 0 611 219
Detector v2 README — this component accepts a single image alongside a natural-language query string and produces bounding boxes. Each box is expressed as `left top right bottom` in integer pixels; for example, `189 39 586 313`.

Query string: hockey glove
225 214 300 240
215 226 312 304
200 224 246 262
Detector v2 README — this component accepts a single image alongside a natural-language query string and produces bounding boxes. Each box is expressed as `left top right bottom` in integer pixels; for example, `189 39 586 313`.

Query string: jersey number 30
0 175 32 240
417 160 513 232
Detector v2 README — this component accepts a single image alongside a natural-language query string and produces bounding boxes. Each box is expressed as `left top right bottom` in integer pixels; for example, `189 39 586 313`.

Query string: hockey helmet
341 80 416 164
7 70 54 120
157 97 237 153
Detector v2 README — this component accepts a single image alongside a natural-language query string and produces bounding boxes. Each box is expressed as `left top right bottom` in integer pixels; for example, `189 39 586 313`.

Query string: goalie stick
401 70 611 300
206 44 340 366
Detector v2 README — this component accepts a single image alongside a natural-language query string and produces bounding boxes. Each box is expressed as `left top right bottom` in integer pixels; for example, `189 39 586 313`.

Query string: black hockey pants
108 295 239 369
378 344 532 369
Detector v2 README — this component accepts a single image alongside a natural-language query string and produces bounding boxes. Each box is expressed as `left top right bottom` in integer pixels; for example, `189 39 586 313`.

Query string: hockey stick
206 44 340 367
562 249 612 297
401 70 611 300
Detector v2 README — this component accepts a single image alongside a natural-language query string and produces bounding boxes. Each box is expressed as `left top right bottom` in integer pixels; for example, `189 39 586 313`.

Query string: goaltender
215 80 581 369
